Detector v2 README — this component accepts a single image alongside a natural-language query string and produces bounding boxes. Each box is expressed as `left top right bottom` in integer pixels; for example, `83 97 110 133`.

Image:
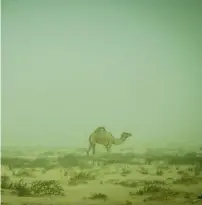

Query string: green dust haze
2 0 202 147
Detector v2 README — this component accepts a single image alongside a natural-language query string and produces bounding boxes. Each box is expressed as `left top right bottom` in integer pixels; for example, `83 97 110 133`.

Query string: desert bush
118 201 132 205
98 153 140 165
183 191 196 199
1 176 13 189
58 154 90 168
173 175 198 185
1 157 31 169
187 167 194 172
145 158 153 165
28 158 52 168
143 150 202 166
130 183 180 202
13 179 31 196
88 192 108 200
143 193 171 202
2 177 65 197
177 169 186 175
138 166 149 174
143 180 166 185
1 202 10 205
13 168 35 177
194 163 201 176
58 154 80 167
120 166 132 176
30 180 65 196
168 153 201 165
108 179 139 187
156 169 164 176
38 151 55 157
143 190 196 202
1 157 52 169
41 164 59 174
156 164 170 170
68 170 95 185
135 184 164 195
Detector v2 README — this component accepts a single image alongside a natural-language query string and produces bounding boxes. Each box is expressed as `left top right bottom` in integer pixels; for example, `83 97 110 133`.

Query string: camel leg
108 146 111 155
105 145 112 155
92 144 96 155
87 144 92 156
105 146 108 153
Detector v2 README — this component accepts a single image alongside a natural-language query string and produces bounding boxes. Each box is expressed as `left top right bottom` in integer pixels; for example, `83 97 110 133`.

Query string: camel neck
113 137 125 145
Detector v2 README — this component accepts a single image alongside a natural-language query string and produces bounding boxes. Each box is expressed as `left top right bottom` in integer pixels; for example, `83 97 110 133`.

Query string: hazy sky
2 0 202 147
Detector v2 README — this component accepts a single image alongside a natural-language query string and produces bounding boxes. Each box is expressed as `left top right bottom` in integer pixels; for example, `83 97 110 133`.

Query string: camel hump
88 126 107 143
94 126 106 133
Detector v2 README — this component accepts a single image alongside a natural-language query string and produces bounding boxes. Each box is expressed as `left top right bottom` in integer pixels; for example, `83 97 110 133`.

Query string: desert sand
1 145 202 205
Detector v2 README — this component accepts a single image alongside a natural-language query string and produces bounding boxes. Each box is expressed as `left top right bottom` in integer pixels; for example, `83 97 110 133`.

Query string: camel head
121 132 132 141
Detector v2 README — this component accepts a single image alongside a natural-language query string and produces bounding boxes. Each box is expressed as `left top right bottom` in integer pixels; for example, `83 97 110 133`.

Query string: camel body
87 127 132 155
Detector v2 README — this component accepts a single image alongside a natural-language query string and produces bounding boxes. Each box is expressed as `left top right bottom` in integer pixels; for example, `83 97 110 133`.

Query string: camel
86 127 132 156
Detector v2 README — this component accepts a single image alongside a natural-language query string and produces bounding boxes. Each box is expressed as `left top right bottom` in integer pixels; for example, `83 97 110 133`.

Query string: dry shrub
57 154 90 168
143 179 166 185
30 180 65 196
88 192 108 201
156 169 164 176
1 176 14 189
68 170 95 185
120 165 132 176
119 201 132 205
13 168 35 177
173 175 198 185
2 177 65 197
108 179 139 187
1 157 31 169
1 157 53 169
13 179 31 196
138 166 149 174
130 183 180 202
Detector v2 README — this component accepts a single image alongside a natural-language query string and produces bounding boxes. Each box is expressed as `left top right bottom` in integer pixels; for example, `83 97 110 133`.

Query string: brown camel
86 127 132 156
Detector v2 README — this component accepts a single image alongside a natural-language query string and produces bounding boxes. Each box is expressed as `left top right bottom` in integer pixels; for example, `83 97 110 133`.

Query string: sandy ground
1 146 202 205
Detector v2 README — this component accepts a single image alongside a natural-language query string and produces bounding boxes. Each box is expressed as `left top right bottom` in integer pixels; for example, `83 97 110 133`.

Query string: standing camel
86 127 132 156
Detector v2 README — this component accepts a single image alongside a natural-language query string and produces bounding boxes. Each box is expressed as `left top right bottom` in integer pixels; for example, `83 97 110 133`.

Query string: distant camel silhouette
86 127 132 156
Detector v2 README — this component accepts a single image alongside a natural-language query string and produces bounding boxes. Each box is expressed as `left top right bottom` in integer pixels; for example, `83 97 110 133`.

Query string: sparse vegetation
119 201 132 205
143 179 166 185
108 179 139 187
57 154 91 168
13 179 32 196
2 146 202 204
173 175 199 185
145 157 153 165
88 192 108 200
13 168 35 177
30 180 65 196
156 164 169 170
1 157 32 169
194 163 201 176
1 176 14 189
135 184 166 195
156 168 164 176
130 183 181 202
120 165 132 176
138 166 149 174
1 157 52 169
1 176 65 197
68 170 95 185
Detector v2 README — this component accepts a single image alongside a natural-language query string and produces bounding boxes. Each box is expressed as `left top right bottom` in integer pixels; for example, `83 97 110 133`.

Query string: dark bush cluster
1 176 65 197
1 157 52 169
1 176 14 189
30 180 65 196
